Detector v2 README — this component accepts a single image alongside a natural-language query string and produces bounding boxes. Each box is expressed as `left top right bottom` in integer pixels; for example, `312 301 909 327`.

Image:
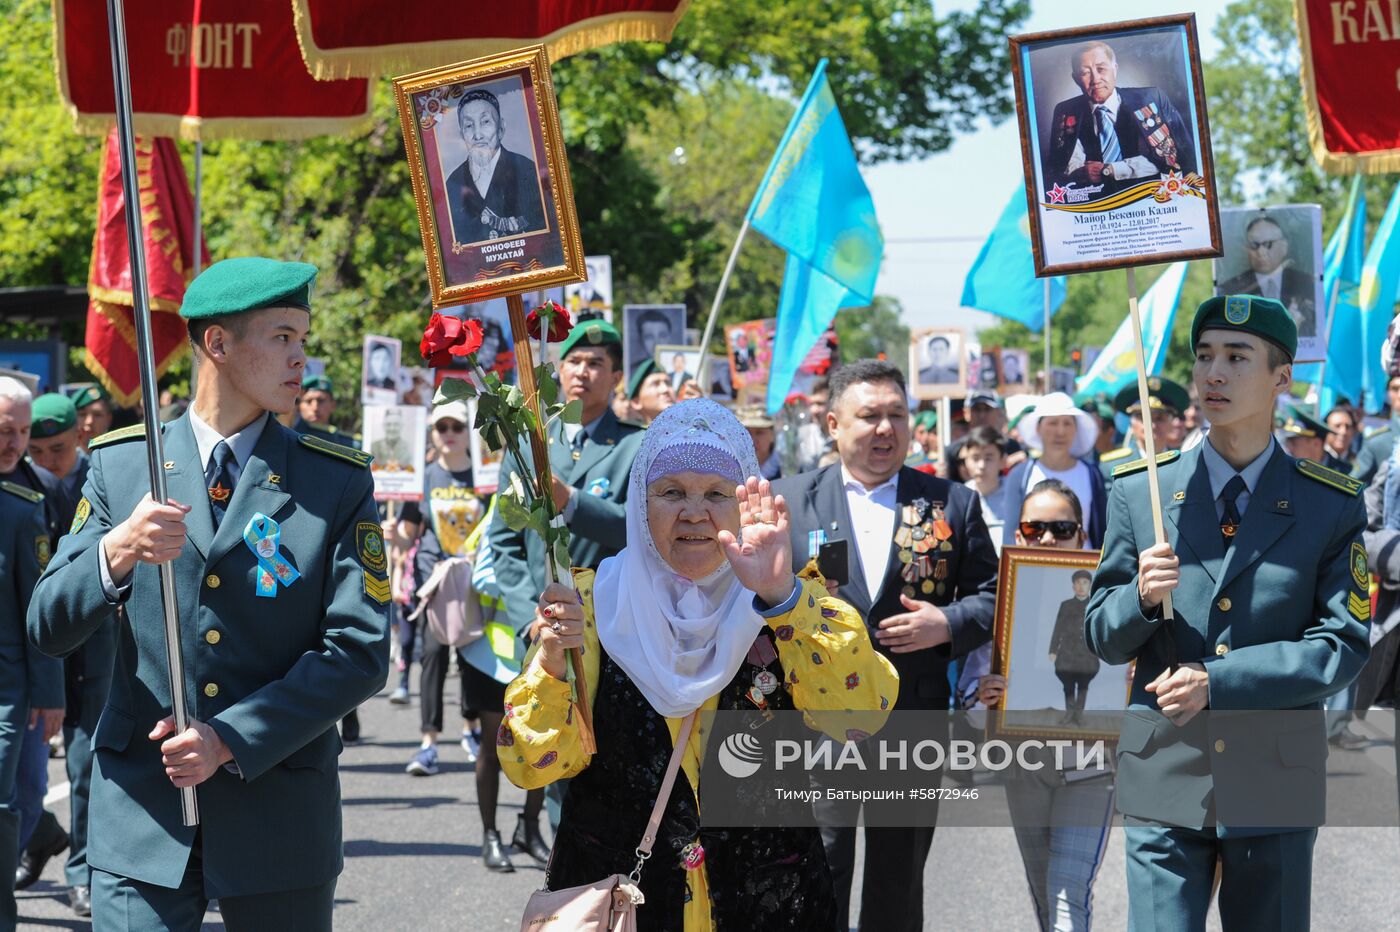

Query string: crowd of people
2 268 1396 930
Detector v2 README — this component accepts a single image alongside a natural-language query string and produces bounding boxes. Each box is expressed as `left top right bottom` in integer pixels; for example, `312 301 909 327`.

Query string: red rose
420 313 484 367
526 300 573 343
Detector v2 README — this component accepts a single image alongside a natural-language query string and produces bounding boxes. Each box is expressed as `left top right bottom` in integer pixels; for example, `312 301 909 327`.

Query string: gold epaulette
299 433 373 467
89 423 147 449
1099 446 1133 463
1296 457 1363 496
0 481 43 504
1112 450 1181 478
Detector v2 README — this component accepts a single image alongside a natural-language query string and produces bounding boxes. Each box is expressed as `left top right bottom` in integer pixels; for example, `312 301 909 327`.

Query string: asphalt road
16 677 1400 930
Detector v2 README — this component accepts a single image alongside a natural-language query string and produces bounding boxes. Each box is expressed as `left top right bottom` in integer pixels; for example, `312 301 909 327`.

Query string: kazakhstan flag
961 186 1067 330
1076 262 1188 400
749 60 883 413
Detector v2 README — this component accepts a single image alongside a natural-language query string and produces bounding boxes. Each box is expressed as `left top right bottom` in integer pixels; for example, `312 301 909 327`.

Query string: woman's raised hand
533 582 584 681
718 477 796 608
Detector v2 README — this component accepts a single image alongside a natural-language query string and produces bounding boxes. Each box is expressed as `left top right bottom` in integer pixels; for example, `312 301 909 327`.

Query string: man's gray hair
1070 41 1117 71
0 376 34 406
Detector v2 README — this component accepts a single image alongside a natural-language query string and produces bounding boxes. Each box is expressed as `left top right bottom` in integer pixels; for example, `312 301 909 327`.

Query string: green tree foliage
1 0 1026 416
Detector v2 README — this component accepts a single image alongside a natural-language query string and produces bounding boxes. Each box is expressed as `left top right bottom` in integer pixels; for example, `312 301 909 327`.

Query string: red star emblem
1046 183 1068 204
208 483 232 503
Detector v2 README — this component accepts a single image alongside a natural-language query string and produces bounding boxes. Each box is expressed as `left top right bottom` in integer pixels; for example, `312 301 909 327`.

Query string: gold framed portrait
394 45 586 308
990 546 1130 742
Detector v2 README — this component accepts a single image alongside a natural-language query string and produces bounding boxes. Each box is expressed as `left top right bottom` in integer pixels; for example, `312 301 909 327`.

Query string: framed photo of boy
1009 15 1222 276
989 546 1130 742
909 328 966 400
394 45 586 307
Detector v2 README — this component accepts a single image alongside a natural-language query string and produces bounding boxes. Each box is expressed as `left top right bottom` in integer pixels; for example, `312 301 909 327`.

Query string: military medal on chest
897 498 952 599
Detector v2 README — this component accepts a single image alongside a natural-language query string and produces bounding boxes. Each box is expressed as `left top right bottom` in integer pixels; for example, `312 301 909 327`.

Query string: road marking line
44 782 70 806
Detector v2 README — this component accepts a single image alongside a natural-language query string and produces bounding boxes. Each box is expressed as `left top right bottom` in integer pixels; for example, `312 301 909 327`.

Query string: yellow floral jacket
501 567 898 932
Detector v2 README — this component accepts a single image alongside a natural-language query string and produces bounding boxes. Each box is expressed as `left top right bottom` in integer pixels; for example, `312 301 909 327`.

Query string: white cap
1017 392 1100 459
431 399 470 426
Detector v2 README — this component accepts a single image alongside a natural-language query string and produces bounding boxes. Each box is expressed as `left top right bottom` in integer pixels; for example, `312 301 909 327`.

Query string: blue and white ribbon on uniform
243 513 300 597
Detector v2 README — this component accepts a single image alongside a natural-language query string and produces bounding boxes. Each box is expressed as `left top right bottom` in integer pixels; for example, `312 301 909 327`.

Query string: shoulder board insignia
89 423 148 449
1100 447 1132 463
0 480 43 504
1296 457 1363 496
617 419 647 431
1366 425 1392 439
299 433 373 467
1112 450 1181 478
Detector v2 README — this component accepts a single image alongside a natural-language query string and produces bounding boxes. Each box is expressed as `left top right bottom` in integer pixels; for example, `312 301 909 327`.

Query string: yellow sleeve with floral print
768 567 900 741
499 569 602 791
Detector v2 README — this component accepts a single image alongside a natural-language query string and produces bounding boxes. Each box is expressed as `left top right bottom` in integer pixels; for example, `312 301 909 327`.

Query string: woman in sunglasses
980 478 1115 931
1001 392 1108 549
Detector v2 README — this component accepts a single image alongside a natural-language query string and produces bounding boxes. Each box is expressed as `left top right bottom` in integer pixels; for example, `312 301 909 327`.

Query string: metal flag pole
105 0 199 825
191 141 203 277
1125 268 1178 671
695 217 752 391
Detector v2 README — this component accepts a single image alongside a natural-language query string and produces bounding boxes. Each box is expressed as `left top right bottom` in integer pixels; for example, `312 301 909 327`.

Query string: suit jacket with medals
444 147 550 250
1044 86 1197 193
775 464 999 711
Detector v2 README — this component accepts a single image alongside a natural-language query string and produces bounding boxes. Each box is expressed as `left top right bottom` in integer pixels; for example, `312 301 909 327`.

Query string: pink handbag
519 712 698 932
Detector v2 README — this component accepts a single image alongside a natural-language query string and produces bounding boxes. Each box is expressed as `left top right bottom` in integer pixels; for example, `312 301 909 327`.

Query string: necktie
205 440 237 529
570 428 586 462
1096 105 1122 164
1220 474 1246 547
1262 278 1279 300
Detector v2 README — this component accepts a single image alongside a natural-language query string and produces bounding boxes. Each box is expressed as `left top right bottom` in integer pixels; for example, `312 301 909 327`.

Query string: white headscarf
593 399 766 718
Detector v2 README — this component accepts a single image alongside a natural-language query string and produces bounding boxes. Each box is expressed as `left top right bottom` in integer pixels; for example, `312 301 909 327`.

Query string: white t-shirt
1028 459 1095 522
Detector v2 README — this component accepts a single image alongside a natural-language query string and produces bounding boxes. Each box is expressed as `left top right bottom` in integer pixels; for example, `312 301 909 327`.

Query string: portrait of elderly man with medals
1043 39 1197 194
443 87 548 248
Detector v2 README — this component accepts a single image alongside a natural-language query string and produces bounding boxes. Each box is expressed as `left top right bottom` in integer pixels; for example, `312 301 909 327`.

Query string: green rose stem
504 292 595 754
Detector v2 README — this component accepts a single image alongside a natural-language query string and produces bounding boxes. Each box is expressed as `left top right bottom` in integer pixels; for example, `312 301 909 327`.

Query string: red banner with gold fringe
85 127 207 407
54 0 371 141
1296 0 1400 173
292 0 689 79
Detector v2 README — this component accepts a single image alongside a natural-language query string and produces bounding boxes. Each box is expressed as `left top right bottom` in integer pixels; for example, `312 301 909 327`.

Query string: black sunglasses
434 420 466 434
1019 520 1080 541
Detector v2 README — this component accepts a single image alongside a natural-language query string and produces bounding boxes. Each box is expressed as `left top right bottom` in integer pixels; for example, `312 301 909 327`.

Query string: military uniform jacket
489 408 644 635
27 413 391 897
775 465 999 711
1044 86 1198 191
1085 443 1370 836
1 484 62 711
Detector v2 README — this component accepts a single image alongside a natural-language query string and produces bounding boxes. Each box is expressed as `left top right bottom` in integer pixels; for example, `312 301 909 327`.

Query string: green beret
180 257 318 320
1191 295 1298 361
31 393 77 439
1281 406 1332 440
912 410 937 431
558 318 622 360
1113 376 1190 417
67 384 109 410
302 374 334 394
626 357 660 399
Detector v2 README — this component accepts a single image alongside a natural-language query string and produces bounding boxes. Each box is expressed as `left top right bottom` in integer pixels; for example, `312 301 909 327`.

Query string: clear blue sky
866 0 1233 333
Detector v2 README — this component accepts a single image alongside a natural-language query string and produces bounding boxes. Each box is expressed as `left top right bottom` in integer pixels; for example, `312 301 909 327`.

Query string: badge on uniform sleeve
357 521 391 604
35 536 51 570
1352 542 1369 591
242 513 300 598
71 497 91 535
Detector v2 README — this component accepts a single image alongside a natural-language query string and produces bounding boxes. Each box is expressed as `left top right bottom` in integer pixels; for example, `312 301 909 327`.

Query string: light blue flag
1075 262 1189 399
747 60 883 413
960 185 1067 330
1295 176 1366 405
1359 183 1400 411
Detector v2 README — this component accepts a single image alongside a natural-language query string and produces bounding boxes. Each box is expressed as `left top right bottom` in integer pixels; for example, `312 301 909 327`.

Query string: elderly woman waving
501 400 898 931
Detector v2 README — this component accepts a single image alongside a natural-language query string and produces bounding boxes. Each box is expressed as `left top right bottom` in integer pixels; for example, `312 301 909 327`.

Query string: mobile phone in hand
817 539 849 587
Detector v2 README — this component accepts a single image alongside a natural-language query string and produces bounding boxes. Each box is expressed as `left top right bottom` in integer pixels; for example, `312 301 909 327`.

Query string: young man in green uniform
1086 295 1370 931
0 482 61 928
28 257 390 930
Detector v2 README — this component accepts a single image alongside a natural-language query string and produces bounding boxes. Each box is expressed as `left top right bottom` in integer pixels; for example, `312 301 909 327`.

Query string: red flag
1297 0 1400 173
55 0 370 140
85 128 208 407
292 0 688 78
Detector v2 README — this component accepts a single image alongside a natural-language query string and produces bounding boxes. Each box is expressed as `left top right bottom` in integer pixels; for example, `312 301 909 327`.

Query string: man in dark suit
775 359 999 932
1044 41 1196 194
443 89 546 247
1219 216 1317 336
